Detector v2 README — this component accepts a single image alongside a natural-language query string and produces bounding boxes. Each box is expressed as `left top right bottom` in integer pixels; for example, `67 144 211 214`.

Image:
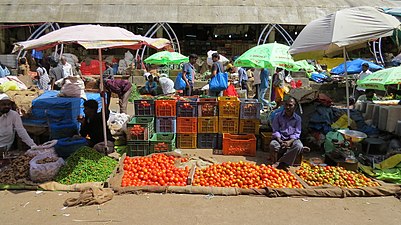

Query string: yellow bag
331 114 357 129
0 81 20 92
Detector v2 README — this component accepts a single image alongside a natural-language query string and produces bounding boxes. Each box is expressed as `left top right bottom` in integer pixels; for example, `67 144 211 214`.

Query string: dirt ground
1 190 400 225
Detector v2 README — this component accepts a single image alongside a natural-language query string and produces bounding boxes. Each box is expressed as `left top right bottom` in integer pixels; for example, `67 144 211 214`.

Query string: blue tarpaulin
330 58 383 75
29 91 102 129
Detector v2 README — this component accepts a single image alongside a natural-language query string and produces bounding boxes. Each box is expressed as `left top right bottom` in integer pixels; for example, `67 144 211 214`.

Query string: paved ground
1 190 400 225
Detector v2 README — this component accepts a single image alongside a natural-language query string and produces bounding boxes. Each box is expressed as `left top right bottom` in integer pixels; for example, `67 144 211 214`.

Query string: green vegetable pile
128 83 141 102
54 147 118 185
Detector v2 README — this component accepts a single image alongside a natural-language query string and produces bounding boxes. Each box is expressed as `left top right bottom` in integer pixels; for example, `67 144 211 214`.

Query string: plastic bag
223 84 238 97
174 72 186 90
209 72 228 91
29 153 65 183
324 131 345 155
0 80 19 92
26 140 58 157
58 76 87 99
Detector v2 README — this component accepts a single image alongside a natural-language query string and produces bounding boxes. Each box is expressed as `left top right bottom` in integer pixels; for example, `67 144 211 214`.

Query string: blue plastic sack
174 72 186 90
209 72 228 92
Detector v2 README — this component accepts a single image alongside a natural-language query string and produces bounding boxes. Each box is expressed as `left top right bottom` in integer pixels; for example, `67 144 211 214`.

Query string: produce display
200 103 215 116
193 161 302 189
29 154 64 183
139 101 151 108
0 154 33 184
153 143 169 152
37 157 59 164
55 147 118 185
121 154 190 187
296 163 380 188
130 125 145 137
180 102 194 109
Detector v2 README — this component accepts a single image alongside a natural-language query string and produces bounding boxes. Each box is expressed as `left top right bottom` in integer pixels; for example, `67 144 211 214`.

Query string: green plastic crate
127 140 150 156
126 117 155 141
149 133 176 153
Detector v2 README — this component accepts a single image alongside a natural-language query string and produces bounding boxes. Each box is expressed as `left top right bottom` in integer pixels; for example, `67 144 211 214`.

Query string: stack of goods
197 98 219 149
176 97 198 149
127 97 156 156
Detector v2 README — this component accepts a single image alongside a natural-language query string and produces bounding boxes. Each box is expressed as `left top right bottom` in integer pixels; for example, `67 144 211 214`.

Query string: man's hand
281 139 294 148
77 115 85 124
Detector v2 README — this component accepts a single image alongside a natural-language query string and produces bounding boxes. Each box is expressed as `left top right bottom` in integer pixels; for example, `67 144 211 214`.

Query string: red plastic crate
155 99 177 117
218 96 240 117
177 117 197 133
198 98 218 117
222 133 256 156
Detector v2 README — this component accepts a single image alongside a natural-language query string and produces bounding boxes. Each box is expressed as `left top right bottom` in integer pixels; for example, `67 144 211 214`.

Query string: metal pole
343 47 351 127
98 49 109 155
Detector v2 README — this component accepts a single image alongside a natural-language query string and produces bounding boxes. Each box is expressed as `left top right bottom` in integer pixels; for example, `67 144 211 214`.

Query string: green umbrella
293 60 315 72
357 66 401 91
234 42 296 70
144 51 188 65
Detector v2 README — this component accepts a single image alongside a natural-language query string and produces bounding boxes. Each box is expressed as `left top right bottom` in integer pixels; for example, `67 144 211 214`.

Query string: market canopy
357 66 401 91
144 51 188 65
330 58 383 75
12 24 171 52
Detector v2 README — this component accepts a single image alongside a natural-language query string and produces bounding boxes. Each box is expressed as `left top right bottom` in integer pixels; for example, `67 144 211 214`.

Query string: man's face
0 100 12 114
190 57 197 65
362 65 368 72
61 58 66 65
84 107 96 118
212 56 219 62
284 99 296 116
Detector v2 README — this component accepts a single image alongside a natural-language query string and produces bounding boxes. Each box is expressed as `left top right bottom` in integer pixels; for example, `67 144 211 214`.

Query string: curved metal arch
257 24 294 46
135 22 180 69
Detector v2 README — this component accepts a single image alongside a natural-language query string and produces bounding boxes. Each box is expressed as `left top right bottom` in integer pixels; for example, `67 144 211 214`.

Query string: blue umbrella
330 58 383 75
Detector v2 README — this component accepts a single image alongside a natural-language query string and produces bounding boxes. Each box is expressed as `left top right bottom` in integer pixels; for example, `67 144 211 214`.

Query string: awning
0 0 399 25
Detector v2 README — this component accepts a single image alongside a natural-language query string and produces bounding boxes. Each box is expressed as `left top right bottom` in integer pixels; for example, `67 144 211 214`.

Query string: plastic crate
197 133 219 149
127 140 150 156
134 99 155 116
198 98 218 117
149 133 176 153
239 119 260 134
126 117 154 141
240 99 261 119
218 96 240 118
198 117 219 133
177 99 198 117
177 134 197 149
177 117 197 133
155 99 177 117
156 117 176 133
218 117 239 134
222 134 257 156
261 132 272 152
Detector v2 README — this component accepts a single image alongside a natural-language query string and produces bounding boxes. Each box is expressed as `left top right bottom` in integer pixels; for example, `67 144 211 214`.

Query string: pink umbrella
13 24 171 154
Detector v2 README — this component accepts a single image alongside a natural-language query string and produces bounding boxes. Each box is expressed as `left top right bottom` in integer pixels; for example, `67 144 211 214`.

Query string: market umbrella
13 24 171 154
289 6 400 125
144 51 188 65
293 60 315 72
357 66 401 91
330 58 383 75
233 42 295 70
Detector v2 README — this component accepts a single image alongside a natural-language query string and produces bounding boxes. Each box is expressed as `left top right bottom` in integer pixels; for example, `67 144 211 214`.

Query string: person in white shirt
60 56 74 78
155 74 175 95
354 63 372 99
0 94 36 150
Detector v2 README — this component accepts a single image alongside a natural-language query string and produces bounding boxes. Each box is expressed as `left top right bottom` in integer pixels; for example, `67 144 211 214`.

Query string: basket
126 117 154 141
134 99 155 117
222 133 257 156
218 117 239 134
149 133 176 153
198 117 219 133
177 98 198 117
197 133 219 149
198 98 218 117
155 99 177 117
127 140 150 156
156 117 176 133
239 119 260 134
177 117 197 133
240 99 261 119
177 134 197 149
218 96 240 118
261 132 272 152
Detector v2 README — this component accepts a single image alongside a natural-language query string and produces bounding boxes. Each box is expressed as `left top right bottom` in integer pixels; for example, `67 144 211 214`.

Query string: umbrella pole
98 49 109 155
269 68 275 102
343 47 351 127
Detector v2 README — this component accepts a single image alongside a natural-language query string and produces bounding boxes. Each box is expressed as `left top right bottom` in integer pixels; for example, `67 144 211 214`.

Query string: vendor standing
182 54 198 96
354 63 372 99
0 94 36 150
77 100 114 154
104 78 132 114
270 97 304 169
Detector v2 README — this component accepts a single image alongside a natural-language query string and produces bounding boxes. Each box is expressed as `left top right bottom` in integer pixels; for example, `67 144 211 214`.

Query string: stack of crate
217 96 240 150
197 98 219 149
176 97 198 149
153 98 178 152
239 99 261 135
127 98 155 156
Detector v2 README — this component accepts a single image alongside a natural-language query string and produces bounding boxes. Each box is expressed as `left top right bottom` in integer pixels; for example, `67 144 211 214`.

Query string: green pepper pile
54 147 118 185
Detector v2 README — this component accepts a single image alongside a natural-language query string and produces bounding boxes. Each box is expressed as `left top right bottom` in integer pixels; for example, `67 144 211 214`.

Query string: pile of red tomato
193 161 302 189
140 101 151 108
180 102 193 109
121 154 189 187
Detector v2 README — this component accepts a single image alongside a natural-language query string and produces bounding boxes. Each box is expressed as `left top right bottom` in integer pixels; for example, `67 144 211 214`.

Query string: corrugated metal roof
0 0 398 25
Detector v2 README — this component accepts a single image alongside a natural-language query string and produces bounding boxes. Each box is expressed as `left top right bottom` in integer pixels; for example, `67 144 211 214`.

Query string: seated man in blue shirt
270 97 306 169
144 75 158 96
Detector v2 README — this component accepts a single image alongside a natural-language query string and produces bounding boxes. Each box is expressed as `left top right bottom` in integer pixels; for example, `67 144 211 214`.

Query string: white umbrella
14 25 171 154
206 50 230 66
289 6 400 126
